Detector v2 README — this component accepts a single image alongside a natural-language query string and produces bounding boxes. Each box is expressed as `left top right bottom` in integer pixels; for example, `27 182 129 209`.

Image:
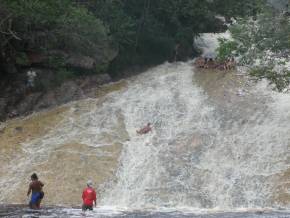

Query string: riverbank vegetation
217 2 290 91
1 0 265 80
0 0 269 120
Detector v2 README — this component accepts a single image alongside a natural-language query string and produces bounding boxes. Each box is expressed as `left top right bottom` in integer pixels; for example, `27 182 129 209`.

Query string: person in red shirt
82 180 97 211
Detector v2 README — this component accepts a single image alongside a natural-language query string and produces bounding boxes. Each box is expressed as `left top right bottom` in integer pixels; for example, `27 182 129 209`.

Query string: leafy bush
250 66 290 92
216 38 238 61
217 4 290 91
56 6 108 56
2 0 109 54
0 0 269 80
53 68 76 86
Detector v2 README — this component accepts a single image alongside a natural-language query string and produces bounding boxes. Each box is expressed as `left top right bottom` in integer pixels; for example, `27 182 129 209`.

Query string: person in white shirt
26 70 37 88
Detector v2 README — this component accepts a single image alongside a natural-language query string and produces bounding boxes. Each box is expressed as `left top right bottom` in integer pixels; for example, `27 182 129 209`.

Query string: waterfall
99 60 290 209
100 34 290 210
101 62 217 208
1 33 290 212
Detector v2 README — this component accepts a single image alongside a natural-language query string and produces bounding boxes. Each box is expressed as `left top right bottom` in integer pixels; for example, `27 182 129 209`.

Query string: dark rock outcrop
0 72 112 121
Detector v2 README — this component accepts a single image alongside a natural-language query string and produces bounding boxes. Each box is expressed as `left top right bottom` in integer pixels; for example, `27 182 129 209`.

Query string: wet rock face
0 72 112 121
66 54 96 70
0 24 118 119
0 98 7 120
27 51 102 71
0 84 128 205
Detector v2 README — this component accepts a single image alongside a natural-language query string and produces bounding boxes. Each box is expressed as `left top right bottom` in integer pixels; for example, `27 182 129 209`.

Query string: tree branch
0 18 21 40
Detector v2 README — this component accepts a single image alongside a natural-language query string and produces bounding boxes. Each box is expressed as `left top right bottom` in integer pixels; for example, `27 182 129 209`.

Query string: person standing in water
82 180 97 211
27 173 44 209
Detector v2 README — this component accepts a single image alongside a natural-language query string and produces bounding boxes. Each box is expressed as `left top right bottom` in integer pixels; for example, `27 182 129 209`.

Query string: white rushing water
100 33 290 210
1 33 290 213
101 61 216 208
98 60 290 209
194 32 231 58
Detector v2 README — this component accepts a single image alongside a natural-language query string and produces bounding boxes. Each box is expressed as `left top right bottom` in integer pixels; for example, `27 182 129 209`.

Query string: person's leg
30 192 40 209
36 191 44 208
29 201 37 209
32 204 38 209
36 199 42 209
82 204 93 211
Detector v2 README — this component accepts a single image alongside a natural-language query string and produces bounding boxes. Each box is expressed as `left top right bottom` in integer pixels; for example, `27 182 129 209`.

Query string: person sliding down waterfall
82 180 97 211
27 173 44 209
136 123 152 135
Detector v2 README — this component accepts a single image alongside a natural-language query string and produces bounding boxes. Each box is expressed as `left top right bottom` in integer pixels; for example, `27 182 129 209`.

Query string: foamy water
194 31 232 58
99 61 290 210
1 33 290 215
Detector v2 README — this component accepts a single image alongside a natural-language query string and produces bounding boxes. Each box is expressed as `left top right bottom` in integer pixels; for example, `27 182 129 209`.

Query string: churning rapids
1 34 290 217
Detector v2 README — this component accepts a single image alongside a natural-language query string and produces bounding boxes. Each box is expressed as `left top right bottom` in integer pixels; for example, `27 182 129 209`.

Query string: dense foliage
210 0 265 20
217 4 290 91
88 0 266 72
0 0 266 81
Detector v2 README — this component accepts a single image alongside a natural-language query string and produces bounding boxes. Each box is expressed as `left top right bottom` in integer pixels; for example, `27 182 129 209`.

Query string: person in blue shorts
27 173 44 209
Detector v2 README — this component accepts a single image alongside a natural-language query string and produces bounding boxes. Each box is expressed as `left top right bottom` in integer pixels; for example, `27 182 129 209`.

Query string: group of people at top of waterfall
194 56 236 70
27 173 96 211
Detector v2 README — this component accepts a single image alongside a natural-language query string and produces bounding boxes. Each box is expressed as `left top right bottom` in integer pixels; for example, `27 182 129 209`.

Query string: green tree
0 0 111 72
0 0 269 78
